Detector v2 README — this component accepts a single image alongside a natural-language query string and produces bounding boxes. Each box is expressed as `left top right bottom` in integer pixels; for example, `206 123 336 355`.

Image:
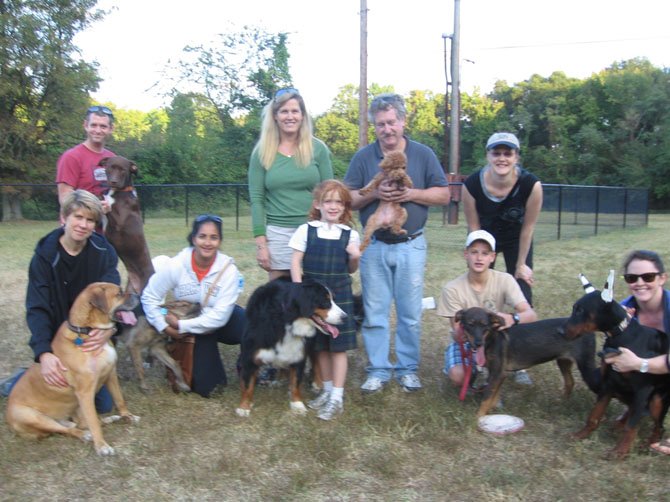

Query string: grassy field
0 214 668 501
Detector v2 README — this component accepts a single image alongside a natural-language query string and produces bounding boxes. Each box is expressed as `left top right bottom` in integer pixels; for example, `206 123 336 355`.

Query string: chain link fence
1 183 648 242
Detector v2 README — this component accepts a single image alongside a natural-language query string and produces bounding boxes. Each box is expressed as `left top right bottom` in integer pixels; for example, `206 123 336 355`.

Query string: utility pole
441 33 450 170
359 0 369 147
447 0 461 224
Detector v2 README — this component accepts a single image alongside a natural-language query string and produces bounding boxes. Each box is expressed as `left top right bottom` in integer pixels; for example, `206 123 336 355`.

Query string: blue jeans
359 233 427 381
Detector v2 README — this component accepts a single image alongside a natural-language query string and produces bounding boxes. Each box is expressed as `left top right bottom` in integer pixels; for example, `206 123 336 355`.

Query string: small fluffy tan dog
358 151 413 251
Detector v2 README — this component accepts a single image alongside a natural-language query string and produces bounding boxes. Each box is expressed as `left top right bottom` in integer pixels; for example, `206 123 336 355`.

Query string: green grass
1 214 669 501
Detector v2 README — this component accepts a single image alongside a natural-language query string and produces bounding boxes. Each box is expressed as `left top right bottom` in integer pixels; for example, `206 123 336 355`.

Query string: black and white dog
236 278 346 417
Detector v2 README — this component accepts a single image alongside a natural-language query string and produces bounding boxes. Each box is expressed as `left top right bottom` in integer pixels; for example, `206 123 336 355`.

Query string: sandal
650 438 670 455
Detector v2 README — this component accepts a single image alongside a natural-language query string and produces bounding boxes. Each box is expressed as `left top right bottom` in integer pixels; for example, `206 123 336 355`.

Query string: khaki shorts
266 225 297 271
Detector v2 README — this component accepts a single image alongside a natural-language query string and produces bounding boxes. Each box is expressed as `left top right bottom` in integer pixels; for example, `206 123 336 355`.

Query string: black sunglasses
194 214 222 224
623 272 661 284
87 105 114 117
274 88 300 101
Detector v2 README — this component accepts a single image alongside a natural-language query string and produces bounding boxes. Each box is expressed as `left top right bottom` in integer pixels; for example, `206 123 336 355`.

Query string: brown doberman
456 307 598 418
99 156 154 295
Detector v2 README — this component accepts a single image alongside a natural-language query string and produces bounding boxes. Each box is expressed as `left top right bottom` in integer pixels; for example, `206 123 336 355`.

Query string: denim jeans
359 233 427 381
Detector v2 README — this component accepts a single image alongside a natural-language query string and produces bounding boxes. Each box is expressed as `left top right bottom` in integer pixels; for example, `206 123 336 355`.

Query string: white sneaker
514 370 533 385
398 373 422 392
317 399 343 420
307 390 331 410
360 377 385 393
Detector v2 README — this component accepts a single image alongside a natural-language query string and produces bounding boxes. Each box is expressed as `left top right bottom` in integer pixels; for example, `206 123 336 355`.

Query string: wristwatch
512 313 520 325
639 359 649 373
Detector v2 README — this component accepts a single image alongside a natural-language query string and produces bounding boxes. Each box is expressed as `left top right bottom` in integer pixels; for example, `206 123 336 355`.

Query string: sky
75 0 670 115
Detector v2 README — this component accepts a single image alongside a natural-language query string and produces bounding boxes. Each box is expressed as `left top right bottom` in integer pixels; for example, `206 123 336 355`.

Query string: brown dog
99 156 154 295
358 151 414 251
118 300 201 393
455 307 597 417
6 283 140 456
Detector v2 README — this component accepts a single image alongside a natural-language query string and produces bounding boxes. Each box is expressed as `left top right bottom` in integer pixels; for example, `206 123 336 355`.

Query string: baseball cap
465 230 496 250
486 132 520 151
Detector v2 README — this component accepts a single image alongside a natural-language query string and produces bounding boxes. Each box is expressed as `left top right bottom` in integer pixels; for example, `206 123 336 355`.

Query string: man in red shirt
56 105 115 213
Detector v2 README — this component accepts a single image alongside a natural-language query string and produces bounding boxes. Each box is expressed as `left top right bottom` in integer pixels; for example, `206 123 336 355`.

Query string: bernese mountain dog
235 278 346 417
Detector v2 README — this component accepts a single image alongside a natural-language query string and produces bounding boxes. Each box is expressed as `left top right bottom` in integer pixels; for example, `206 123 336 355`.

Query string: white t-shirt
288 220 360 252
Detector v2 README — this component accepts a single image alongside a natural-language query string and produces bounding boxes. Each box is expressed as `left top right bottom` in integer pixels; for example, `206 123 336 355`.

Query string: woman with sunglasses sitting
248 88 333 280
141 214 246 397
603 250 670 454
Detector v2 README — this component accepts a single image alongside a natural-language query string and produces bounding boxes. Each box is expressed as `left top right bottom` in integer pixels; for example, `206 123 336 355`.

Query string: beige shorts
266 225 297 271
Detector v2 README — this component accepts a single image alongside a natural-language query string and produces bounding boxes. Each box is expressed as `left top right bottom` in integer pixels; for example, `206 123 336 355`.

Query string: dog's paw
81 430 93 443
290 401 308 414
235 407 251 417
96 443 115 456
101 414 122 424
124 413 141 425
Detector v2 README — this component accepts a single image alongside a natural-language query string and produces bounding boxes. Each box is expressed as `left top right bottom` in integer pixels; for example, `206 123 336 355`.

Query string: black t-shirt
57 241 92 310
464 166 539 245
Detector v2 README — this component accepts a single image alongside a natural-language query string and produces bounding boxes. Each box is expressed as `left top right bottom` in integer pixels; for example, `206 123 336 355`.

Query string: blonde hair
60 189 103 223
308 180 354 227
252 90 314 169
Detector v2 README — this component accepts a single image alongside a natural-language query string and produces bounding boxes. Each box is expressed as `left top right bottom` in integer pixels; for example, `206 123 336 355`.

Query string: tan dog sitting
358 150 413 251
6 283 140 456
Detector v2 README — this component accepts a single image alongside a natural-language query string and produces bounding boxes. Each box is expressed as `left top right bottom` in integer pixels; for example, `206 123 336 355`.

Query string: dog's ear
601 269 615 303
490 312 505 329
129 161 138 176
98 156 112 167
454 310 464 323
88 285 111 314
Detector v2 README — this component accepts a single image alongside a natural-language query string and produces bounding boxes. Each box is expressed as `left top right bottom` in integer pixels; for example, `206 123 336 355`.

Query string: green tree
0 0 104 220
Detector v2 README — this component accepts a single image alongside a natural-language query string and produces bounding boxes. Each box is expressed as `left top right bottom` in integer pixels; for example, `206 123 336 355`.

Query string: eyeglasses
87 105 114 117
623 272 661 284
488 150 515 158
194 214 222 224
274 88 300 101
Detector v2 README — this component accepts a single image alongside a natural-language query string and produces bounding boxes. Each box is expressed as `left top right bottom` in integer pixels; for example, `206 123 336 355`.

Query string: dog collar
66 321 116 346
66 321 91 345
606 314 631 338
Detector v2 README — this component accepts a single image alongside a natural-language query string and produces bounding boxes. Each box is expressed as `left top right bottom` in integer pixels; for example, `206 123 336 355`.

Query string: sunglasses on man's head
623 272 661 284
274 88 300 101
87 105 114 117
195 214 222 224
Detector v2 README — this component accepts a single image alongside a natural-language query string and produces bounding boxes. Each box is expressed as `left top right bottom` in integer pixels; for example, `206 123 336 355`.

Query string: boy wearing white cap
437 230 537 388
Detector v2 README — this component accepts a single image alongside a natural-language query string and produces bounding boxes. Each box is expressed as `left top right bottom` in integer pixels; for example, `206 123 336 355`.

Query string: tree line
2 1 670 220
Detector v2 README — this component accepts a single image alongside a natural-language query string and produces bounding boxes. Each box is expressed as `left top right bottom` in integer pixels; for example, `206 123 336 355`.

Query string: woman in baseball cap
461 132 543 306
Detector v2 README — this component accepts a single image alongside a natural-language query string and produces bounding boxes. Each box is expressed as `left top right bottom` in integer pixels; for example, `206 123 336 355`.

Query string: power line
478 36 669 51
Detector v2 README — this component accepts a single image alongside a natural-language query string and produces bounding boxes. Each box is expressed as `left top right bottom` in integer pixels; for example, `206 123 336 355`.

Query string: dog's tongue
325 324 340 339
116 310 137 326
475 346 486 367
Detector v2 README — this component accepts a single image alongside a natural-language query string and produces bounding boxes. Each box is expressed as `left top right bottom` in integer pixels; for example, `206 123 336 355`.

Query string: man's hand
378 180 412 203
39 352 69 388
81 327 116 353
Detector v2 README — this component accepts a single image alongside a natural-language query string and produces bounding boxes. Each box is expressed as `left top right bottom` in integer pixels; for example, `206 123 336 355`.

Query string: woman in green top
248 88 333 279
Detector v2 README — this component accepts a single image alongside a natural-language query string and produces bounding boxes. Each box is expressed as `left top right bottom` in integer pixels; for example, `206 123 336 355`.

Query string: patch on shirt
93 167 108 182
